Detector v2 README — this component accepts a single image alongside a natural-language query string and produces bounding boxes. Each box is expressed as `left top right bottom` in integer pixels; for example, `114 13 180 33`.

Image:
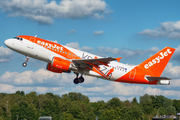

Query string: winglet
116 57 122 62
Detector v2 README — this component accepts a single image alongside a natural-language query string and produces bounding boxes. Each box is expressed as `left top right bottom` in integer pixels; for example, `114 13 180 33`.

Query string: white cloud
67 29 76 34
144 87 180 97
0 46 13 62
36 87 48 93
97 46 159 58
171 45 180 62
0 84 17 93
169 79 180 87
0 68 75 87
163 63 180 79
139 20 180 39
65 42 160 58
66 42 80 49
0 0 110 24
118 96 134 101
73 80 180 101
81 46 95 53
93 13 105 20
89 97 106 102
1 66 180 102
94 31 104 35
65 42 95 53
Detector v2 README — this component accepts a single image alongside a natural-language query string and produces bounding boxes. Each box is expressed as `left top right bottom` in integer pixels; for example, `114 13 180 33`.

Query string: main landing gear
22 56 29 67
73 73 84 84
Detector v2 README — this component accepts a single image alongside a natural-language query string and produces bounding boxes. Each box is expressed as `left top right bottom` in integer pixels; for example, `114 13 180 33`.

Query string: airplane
4 35 175 85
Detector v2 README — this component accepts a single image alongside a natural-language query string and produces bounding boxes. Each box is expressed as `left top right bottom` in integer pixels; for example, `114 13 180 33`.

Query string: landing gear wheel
22 56 29 67
22 62 27 67
79 76 84 83
74 78 79 84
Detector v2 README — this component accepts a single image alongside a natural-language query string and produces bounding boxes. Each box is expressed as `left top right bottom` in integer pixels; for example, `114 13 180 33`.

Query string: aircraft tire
79 76 84 83
22 62 27 67
74 78 79 84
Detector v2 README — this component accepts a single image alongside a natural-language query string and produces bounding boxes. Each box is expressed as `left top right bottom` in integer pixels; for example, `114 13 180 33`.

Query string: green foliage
0 91 179 119
61 112 75 120
166 106 176 115
159 107 167 115
173 99 180 112
107 97 124 109
15 90 25 96
163 98 172 108
140 94 152 104
132 97 138 105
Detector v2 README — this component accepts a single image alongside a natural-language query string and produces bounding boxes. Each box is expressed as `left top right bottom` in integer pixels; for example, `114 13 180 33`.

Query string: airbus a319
4 35 175 85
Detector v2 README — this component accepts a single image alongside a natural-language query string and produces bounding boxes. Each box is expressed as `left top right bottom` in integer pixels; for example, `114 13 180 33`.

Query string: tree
140 94 152 105
132 97 138 105
155 95 166 108
26 104 38 120
119 106 132 120
107 97 124 109
99 108 121 120
142 102 153 115
61 112 75 120
25 92 38 108
67 101 86 119
18 101 28 119
130 104 143 120
172 99 180 112
159 107 167 115
15 91 25 96
124 100 131 107
62 92 90 103
166 106 176 115
140 94 153 114
91 100 106 117
11 103 20 120
163 98 172 108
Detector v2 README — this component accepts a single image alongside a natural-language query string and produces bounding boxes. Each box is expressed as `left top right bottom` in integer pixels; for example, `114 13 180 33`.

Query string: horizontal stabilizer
146 76 171 81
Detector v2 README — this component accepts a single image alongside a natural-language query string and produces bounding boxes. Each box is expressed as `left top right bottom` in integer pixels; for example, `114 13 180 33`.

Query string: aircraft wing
72 57 122 68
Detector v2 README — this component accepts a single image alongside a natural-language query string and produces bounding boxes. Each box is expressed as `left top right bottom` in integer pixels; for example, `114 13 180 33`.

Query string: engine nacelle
46 63 63 73
46 57 72 73
156 80 170 85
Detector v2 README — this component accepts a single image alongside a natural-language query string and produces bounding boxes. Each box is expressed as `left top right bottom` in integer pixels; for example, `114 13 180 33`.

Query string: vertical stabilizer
138 47 175 77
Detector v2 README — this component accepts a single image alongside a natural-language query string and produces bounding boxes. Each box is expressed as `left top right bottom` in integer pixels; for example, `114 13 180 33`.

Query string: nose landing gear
22 56 29 67
73 73 85 84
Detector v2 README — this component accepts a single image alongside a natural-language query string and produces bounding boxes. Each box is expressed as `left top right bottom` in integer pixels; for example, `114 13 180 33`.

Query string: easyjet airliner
4 35 175 85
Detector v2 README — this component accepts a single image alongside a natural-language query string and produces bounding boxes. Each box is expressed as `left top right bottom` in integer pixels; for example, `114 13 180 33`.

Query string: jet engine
46 57 73 73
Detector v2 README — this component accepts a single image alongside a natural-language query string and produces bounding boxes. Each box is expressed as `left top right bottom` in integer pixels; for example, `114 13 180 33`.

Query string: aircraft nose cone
4 39 11 47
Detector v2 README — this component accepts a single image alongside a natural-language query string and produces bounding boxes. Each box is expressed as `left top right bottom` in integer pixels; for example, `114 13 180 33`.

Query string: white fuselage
5 37 136 81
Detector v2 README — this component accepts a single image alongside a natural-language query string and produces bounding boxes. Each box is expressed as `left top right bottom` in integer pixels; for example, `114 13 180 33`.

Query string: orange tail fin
138 47 175 77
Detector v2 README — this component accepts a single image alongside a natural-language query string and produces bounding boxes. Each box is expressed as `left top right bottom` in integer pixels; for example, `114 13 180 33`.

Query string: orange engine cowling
46 57 71 73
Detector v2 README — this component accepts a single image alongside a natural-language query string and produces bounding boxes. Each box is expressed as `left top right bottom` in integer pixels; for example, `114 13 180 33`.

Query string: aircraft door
129 68 136 79
27 37 35 49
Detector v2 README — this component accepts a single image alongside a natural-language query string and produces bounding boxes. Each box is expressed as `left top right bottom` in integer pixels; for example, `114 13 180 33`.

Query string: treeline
0 91 179 120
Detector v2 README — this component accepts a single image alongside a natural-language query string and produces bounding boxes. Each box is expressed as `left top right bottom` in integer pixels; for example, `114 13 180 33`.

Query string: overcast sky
1 0 180 102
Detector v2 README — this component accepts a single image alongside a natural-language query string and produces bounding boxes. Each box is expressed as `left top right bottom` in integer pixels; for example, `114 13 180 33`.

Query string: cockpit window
14 37 23 41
